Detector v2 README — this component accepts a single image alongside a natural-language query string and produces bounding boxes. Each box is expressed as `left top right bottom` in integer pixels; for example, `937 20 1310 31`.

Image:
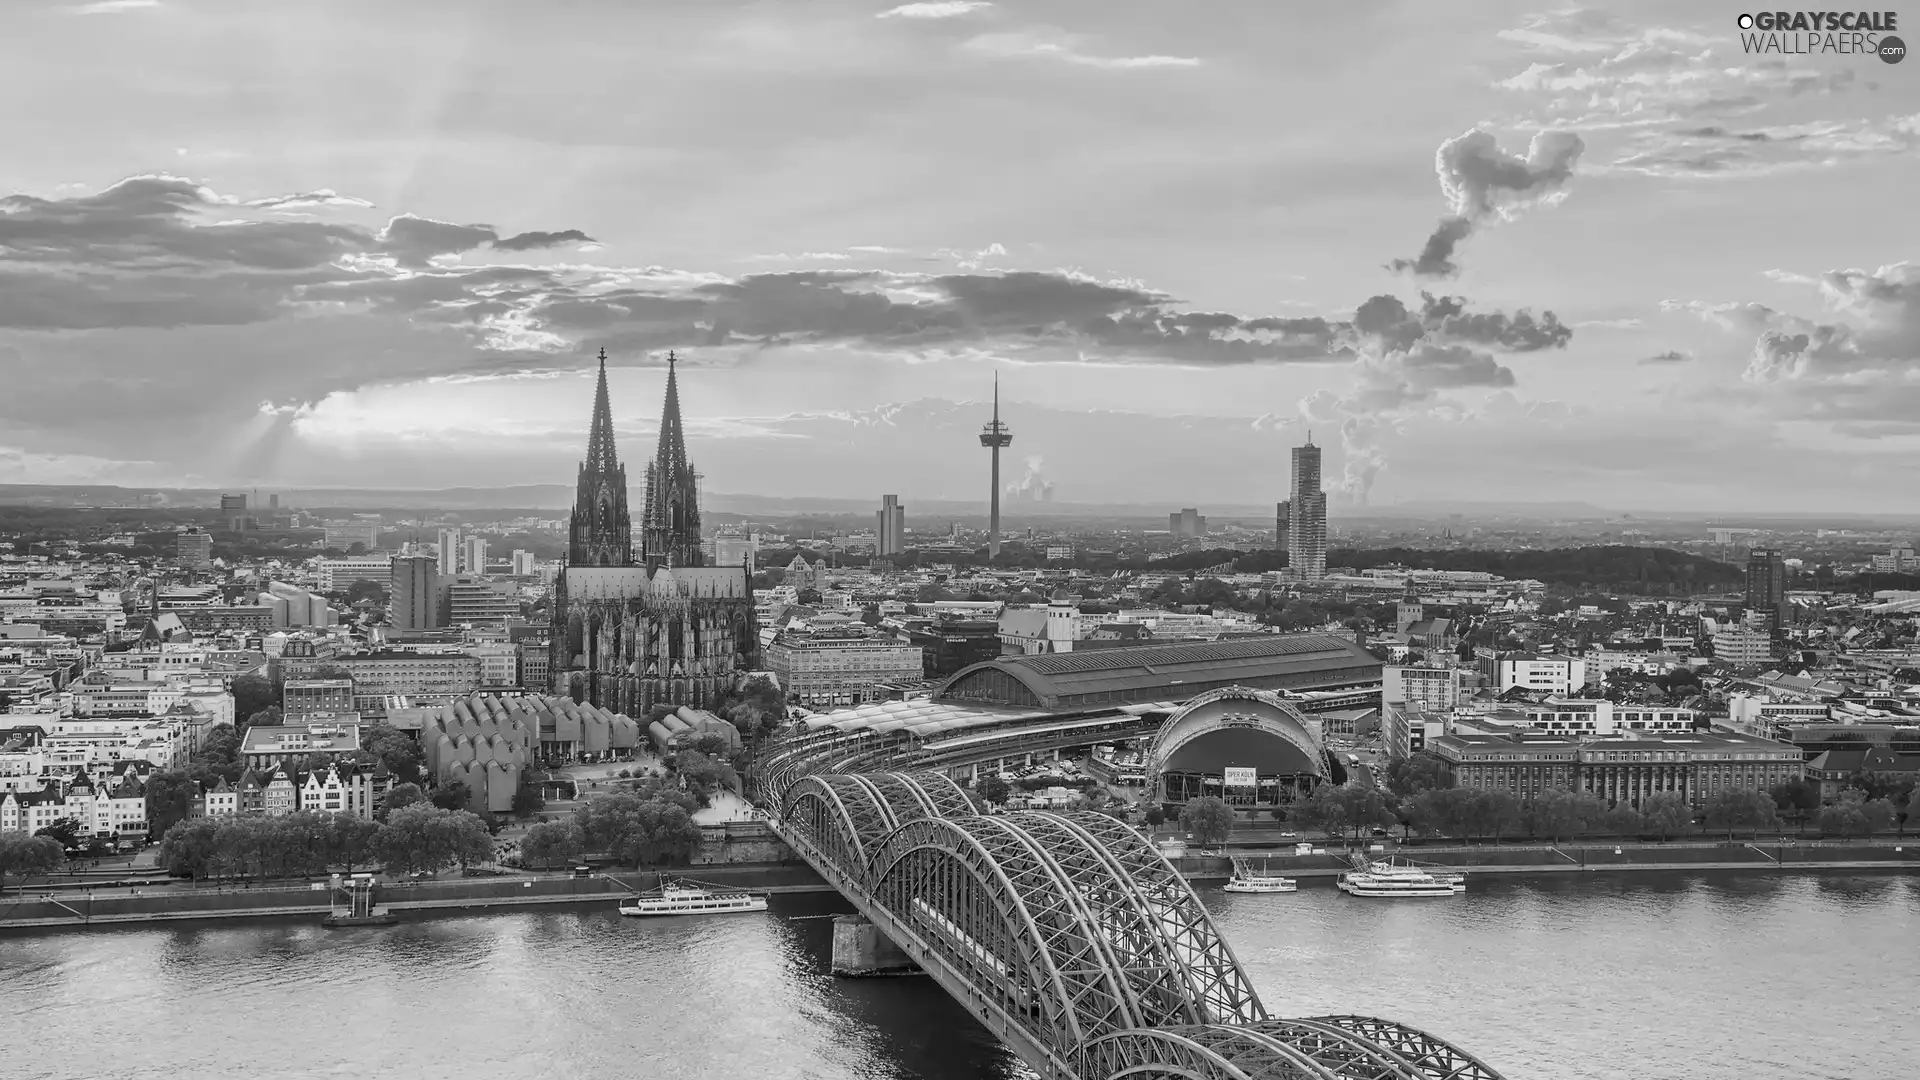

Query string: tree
1770 778 1821 833
143 770 201 838
383 783 425 816
1702 789 1778 840
676 750 738 801
510 786 546 818
34 817 84 850
430 780 473 812
1818 789 1898 839
244 706 283 729
1528 787 1609 844
975 775 1011 806
1404 787 1476 840
858 605 881 626
1179 796 1234 847
325 813 380 874
360 723 426 786
1382 752 1451 800
376 803 491 876
520 821 585 868
797 587 823 606
0 833 64 893
574 791 702 868
1143 806 1166 829
344 579 389 606
194 723 243 774
229 674 277 724
1639 793 1695 841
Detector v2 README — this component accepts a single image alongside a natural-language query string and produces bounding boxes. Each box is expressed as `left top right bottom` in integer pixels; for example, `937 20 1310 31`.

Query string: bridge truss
759 747 1511 1080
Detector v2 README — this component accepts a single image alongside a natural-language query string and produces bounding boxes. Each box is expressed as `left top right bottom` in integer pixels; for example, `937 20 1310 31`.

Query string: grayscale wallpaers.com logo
1736 11 1905 62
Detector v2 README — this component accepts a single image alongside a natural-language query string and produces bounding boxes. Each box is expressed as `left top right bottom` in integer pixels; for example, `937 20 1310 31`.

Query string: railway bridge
757 746 1511 1080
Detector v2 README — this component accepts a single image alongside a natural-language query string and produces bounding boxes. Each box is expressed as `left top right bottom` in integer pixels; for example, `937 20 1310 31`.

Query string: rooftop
936 633 1380 709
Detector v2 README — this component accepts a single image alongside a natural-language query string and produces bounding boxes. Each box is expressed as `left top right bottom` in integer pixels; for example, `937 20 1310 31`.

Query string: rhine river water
3 871 1915 1080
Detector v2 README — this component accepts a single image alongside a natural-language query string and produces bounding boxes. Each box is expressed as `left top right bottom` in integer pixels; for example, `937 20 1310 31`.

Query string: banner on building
1223 767 1257 788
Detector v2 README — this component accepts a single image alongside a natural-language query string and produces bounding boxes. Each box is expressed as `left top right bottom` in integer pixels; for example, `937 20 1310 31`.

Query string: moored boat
1337 855 1465 898
1222 856 1297 893
619 880 769 917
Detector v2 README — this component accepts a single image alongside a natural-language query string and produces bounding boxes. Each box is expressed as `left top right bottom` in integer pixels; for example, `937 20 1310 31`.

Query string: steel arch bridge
758 751 1511 1080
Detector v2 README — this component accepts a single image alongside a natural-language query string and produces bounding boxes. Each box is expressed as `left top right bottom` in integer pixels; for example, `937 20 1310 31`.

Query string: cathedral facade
549 350 759 715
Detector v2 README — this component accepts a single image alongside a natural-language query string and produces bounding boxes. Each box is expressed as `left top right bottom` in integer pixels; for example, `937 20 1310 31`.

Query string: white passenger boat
619 880 769 917
1337 855 1466 898
1222 857 1297 893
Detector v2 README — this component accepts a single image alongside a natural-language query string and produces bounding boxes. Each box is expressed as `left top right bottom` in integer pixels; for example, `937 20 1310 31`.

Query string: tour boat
1222 857 1297 894
618 880 769 917
1337 855 1466 899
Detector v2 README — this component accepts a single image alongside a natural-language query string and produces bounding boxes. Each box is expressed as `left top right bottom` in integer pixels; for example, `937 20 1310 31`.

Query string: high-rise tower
1286 435 1328 581
1745 548 1788 628
641 350 704 569
567 348 635 568
979 373 1013 558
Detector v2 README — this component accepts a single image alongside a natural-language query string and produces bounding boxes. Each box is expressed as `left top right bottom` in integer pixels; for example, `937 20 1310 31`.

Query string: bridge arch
1146 686 1327 808
864 814 1160 1054
781 774 895 870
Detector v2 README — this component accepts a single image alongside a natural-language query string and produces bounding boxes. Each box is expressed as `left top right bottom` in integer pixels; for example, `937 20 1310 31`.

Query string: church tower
566 348 634 568
641 351 704 569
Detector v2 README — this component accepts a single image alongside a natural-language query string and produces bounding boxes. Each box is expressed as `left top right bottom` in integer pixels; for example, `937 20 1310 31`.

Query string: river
3 871 1914 1080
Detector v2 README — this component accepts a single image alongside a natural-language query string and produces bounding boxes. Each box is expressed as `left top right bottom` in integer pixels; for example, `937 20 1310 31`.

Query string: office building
1168 509 1207 539
260 582 334 628
283 678 357 722
1383 665 1461 713
1713 623 1779 665
390 555 440 632
1429 731 1801 809
510 550 536 577
877 495 906 557
175 529 212 571
464 536 489 575
1744 548 1789 627
437 528 461 576
1285 438 1327 580
1274 501 1289 551
444 578 519 627
1484 652 1588 696
1382 702 1448 762
316 556 393 592
764 627 924 708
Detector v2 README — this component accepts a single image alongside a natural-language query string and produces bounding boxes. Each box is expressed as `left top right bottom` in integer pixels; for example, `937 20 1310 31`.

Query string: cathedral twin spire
566 348 703 570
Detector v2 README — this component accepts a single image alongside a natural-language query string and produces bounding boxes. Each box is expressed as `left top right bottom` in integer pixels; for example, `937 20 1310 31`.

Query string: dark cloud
1390 129 1584 279
1639 349 1691 364
1387 216 1471 278
494 228 597 251
377 215 499 268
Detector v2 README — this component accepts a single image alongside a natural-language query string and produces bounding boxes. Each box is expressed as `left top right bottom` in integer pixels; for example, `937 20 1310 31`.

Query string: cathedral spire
585 347 619 474
655 350 688 474
567 347 633 567
642 349 704 569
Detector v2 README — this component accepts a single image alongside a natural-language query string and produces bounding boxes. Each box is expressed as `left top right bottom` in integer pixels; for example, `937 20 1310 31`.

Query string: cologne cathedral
549 350 759 714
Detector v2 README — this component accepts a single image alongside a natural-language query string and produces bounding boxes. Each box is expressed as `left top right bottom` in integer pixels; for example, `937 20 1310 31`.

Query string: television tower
978 372 1013 558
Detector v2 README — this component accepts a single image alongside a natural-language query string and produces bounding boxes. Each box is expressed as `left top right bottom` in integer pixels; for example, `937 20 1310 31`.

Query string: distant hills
1 482 1915 525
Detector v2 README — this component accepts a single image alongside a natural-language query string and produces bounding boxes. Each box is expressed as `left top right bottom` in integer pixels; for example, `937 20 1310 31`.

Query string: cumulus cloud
1297 292 1574 500
1389 129 1584 277
1674 262 1920 433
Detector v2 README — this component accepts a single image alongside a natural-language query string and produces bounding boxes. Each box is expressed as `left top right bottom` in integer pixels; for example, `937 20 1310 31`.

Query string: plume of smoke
1389 129 1585 278
1004 454 1055 501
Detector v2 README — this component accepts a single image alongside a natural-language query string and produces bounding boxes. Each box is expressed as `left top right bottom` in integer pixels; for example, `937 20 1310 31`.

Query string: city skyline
3 1 1919 513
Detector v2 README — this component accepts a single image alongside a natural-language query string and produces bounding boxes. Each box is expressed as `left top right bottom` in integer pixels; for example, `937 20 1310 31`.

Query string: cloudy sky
2 0 1918 513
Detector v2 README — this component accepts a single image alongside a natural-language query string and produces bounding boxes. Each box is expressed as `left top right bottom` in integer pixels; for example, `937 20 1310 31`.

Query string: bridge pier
831 914 921 977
